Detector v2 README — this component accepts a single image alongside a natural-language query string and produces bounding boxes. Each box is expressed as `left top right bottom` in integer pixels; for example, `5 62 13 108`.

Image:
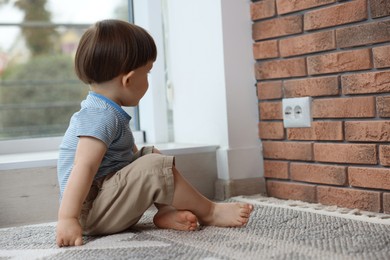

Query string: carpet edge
232 195 390 225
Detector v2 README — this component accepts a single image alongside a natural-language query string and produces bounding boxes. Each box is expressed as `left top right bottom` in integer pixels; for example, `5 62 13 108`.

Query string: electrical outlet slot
282 97 312 128
285 106 293 117
294 106 302 118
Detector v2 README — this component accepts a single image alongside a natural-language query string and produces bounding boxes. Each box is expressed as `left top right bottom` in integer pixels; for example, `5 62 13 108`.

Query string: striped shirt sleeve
74 107 119 147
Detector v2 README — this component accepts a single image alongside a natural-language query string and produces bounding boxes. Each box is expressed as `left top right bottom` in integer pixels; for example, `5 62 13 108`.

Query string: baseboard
214 177 266 201
216 145 264 180
0 167 59 228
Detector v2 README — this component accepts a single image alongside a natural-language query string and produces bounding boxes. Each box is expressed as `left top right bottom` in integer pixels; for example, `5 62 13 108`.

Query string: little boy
56 19 253 247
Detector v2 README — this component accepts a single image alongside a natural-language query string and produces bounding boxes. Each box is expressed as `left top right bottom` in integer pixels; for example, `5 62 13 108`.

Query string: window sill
0 143 219 170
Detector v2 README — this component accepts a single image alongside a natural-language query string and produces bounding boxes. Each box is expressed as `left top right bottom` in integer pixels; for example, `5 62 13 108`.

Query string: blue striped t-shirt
57 91 135 197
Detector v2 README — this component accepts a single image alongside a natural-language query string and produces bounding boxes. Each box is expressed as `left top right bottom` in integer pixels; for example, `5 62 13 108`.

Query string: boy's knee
131 153 171 172
138 153 163 166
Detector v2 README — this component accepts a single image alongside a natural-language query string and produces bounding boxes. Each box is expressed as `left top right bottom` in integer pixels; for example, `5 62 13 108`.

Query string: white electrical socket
282 97 312 128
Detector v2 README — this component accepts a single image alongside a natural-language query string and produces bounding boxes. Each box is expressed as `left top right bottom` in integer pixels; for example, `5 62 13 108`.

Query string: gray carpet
1 195 390 260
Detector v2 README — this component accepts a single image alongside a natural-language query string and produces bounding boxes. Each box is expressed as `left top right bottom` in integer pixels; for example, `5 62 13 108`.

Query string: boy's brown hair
75 19 157 84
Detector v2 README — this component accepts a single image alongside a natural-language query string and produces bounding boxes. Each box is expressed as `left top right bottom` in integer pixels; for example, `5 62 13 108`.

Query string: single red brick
304 0 368 31
264 160 289 179
377 96 390 118
379 145 390 166
342 70 390 94
314 143 377 164
291 163 347 185
276 0 336 15
266 180 317 203
250 0 276 21
349 167 390 190
373 46 390 69
259 122 285 140
345 121 390 142
370 0 390 18
336 20 390 48
317 186 381 212
259 101 283 120
253 40 279 60
257 81 283 100
312 97 376 118
283 76 339 97
384 193 390 214
307 49 372 75
253 15 303 41
279 30 335 57
287 121 343 141
255 58 306 80
263 141 313 161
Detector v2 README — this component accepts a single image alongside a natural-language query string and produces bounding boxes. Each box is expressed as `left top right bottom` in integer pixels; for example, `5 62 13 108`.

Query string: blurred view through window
0 0 133 141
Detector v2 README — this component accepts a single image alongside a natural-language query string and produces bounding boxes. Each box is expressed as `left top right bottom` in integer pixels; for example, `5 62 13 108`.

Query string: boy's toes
243 203 254 211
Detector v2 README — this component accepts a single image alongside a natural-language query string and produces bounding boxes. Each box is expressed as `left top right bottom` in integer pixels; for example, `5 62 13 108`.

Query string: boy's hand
56 218 83 247
152 147 161 154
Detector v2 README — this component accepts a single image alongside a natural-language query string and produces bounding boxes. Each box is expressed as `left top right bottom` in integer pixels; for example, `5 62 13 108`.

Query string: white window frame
134 0 170 144
0 137 63 155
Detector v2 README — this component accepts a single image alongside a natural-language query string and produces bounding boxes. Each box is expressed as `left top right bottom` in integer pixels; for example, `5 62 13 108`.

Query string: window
0 0 139 145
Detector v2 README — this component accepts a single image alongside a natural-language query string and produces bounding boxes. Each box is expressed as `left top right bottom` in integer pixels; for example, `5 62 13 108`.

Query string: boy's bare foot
153 206 198 231
200 203 254 227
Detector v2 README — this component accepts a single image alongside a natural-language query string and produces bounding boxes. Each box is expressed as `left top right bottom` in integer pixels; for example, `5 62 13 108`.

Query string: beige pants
80 147 175 235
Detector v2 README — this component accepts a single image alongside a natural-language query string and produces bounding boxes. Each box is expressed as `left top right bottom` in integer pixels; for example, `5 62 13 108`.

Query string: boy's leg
154 166 254 229
137 146 253 228
81 153 177 235
81 151 253 235
153 204 198 231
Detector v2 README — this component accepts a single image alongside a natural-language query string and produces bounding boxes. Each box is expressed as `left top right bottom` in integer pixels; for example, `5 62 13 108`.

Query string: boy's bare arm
56 137 107 247
133 144 139 153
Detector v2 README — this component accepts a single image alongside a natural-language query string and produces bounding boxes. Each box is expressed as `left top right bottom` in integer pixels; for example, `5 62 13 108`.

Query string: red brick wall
251 0 390 213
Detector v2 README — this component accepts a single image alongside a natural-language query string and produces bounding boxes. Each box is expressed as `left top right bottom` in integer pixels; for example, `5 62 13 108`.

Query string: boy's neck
90 77 123 106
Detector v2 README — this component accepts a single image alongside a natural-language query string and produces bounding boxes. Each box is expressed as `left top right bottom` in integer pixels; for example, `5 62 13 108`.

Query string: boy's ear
121 70 135 87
